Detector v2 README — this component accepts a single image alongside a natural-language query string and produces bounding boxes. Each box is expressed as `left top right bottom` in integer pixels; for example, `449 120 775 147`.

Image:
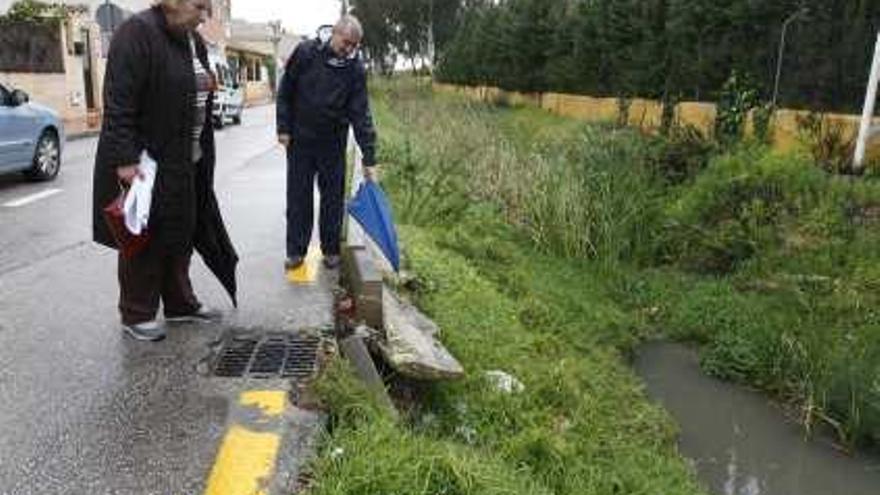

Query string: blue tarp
347 181 400 271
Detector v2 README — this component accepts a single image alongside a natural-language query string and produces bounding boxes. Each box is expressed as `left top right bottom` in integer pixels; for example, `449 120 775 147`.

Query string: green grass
364 78 880 449
301 79 705 495
304 76 880 493
375 79 663 265
307 222 705 495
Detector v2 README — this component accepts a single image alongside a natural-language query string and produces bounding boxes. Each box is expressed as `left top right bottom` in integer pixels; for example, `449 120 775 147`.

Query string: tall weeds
372 78 880 449
376 81 660 268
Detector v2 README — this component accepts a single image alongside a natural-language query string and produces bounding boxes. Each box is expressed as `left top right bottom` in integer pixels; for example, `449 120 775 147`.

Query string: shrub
796 112 857 174
714 71 762 146
657 150 825 273
648 124 717 185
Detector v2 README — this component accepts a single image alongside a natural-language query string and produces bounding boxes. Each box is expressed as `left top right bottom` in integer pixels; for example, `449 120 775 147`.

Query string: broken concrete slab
377 290 465 381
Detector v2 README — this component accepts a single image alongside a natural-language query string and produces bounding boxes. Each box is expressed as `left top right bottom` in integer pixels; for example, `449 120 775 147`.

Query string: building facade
227 18 280 106
0 0 231 136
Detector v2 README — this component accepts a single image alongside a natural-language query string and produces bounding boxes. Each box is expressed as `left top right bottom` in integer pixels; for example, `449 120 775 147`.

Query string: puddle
633 341 880 495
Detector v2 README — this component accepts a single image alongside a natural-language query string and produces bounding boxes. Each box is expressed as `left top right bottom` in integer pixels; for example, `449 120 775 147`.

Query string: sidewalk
186 141 338 495
63 114 100 141
63 100 275 141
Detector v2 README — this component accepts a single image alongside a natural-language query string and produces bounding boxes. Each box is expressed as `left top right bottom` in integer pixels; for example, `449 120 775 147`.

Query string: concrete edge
66 129 100 142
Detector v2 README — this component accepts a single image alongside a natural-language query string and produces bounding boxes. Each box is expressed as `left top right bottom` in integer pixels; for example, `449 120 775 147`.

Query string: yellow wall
244 81 271 106
434 83 880 159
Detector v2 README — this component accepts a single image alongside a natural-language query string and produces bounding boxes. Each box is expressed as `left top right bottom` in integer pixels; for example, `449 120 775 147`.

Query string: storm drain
213 333 322 380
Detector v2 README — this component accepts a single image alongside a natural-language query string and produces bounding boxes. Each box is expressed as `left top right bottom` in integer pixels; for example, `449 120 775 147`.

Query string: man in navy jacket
276 15 379 271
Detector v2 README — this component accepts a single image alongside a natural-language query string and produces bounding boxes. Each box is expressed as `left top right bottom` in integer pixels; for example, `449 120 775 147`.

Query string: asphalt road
0 106 331 494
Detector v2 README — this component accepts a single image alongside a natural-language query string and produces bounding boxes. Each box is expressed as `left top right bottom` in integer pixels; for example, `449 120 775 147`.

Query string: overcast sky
232 0 342 37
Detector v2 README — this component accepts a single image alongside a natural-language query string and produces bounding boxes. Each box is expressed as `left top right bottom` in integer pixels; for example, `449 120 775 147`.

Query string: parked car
210 52 244 129
0 82 64 181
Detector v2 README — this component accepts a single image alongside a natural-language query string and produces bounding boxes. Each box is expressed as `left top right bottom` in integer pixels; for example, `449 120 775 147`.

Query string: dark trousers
286 146 346 258
117 244 200 325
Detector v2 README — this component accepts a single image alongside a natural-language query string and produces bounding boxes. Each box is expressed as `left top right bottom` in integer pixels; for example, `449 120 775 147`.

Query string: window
239 58 265 82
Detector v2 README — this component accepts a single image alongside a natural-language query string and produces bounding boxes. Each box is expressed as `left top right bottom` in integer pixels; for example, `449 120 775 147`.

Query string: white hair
334 15 363 40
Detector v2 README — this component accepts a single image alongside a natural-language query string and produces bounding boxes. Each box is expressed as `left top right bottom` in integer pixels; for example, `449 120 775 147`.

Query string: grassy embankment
304 78 880 494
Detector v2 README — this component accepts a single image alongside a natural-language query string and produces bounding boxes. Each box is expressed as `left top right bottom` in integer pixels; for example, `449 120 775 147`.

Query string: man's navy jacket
276 39 377 166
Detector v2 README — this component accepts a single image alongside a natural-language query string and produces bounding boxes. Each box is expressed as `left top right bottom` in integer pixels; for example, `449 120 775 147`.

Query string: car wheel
26 130 60 181
232 112 241 125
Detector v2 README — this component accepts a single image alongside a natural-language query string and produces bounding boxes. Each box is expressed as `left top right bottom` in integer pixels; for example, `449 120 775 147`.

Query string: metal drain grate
213 333 321 379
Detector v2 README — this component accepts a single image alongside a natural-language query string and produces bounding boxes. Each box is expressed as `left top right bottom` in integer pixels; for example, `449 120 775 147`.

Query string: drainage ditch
634 341 880 495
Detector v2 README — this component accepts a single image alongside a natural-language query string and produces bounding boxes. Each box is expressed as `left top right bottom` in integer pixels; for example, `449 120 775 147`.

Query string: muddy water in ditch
633 341 880 495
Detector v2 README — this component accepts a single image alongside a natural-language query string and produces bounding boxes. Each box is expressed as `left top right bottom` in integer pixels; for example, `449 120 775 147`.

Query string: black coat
91 6 238 305
276 39 377 166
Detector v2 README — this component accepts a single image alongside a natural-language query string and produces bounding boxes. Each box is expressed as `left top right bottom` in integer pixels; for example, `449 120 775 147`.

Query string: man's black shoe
285 256 304 271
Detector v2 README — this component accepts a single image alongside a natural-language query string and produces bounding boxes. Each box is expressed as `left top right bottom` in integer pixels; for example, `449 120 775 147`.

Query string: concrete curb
341 245 384 328
66 129 100 142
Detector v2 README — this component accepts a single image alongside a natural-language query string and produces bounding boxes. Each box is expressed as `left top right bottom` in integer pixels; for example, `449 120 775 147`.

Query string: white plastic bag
123 152 157 235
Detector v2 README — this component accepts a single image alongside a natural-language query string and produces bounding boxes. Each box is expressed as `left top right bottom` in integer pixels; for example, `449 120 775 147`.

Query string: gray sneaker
165 306 222 324
323 254 341 269
121 320 166 341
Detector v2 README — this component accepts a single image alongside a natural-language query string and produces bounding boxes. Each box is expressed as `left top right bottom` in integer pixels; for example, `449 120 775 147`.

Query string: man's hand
278 133 292 147
116 164 142 186
363 165 381 182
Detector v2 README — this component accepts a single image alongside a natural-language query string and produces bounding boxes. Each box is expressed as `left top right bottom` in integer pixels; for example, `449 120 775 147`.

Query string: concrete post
855 32 880 170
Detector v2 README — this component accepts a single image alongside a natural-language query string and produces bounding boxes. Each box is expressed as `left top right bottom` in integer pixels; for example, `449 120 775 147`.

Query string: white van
208 51 244 128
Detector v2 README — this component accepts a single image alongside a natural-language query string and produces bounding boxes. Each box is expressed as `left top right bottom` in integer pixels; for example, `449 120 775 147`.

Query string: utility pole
268 20 283 99
427 0 435 74
855 32 880 171
771 7 809 109
341 0 349 16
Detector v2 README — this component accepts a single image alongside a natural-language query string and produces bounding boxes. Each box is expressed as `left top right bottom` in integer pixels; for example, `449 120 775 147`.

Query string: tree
351 0 398 73
434 0 880 113
352 0 463 73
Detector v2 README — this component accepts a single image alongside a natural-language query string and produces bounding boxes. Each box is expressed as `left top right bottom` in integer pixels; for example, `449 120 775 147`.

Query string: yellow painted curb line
204 426 280 495
240 390 286 418
203 391 287 495
287 247 321 284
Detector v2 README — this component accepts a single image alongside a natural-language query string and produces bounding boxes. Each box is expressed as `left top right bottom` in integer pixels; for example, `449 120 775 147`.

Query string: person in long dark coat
92 0 238 341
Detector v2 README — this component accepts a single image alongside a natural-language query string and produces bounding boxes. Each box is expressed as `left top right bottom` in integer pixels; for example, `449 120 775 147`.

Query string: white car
210 54 244 128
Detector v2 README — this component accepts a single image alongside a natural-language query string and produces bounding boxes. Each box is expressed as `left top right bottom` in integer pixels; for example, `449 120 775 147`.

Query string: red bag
102 188 150 259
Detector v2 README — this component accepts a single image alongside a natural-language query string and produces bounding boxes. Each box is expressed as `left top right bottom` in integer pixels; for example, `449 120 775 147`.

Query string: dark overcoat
275 38 378 166
91 6 238 304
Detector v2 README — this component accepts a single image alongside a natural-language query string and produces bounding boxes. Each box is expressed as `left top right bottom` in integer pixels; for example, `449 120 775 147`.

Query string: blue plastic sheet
347 181 400 271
